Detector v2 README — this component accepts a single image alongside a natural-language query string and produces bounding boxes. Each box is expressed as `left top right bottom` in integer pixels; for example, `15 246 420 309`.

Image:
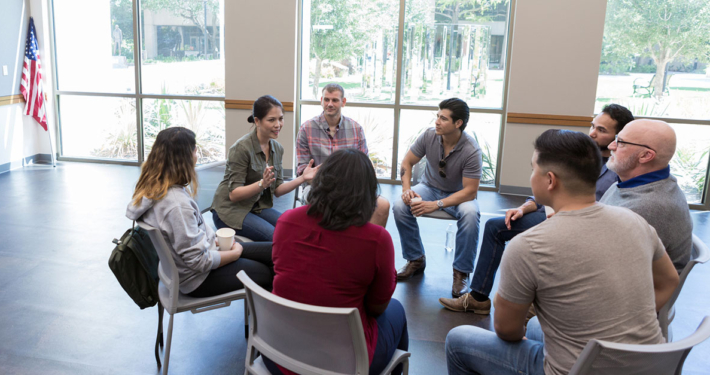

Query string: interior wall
500 0 608 192
224 0 298 174
0 0 55 171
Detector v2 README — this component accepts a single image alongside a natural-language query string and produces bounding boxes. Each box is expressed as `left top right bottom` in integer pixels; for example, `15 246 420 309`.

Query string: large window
52 0 225 164
596 0 710 206
299 0 512 185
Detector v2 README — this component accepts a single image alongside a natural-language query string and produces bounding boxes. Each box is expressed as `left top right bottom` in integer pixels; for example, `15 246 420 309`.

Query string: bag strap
111 220 137 246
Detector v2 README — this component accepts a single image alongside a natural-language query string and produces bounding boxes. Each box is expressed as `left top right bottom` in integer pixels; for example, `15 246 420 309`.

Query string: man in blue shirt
439 104 634 314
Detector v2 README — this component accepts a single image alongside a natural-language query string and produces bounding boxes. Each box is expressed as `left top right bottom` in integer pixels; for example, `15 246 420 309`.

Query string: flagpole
46 124 56 168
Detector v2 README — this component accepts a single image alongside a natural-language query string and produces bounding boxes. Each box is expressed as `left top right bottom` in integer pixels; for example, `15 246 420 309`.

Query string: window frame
47 0 226 167
296 0 517 189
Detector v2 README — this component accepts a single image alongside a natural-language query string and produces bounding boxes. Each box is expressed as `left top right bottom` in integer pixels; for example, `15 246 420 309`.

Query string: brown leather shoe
439 294 491 314
396 256 426 281
452 269 470 297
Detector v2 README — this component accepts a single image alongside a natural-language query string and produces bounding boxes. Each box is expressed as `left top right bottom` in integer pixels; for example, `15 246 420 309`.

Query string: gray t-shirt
409 128 482 192
498 204 665 375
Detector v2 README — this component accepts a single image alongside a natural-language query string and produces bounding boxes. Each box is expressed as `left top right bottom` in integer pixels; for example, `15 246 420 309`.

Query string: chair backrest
569 316 710 375
237 271 370 375
136 220 180 311
658 234 710 339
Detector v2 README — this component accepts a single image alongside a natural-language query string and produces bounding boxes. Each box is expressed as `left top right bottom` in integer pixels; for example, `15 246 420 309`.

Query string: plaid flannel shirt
296 113 368 175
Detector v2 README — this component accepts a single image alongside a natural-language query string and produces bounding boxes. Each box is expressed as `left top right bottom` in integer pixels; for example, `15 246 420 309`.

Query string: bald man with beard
600 119 693 272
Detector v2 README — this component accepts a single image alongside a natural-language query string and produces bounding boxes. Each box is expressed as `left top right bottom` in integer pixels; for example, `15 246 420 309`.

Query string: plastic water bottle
445 224 455 252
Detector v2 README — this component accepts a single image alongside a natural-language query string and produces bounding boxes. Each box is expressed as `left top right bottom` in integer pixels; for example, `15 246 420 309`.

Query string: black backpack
108 222 160 309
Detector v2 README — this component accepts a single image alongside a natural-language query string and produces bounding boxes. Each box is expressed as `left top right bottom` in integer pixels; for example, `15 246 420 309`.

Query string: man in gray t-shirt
445 129 679 375
393 98 482 298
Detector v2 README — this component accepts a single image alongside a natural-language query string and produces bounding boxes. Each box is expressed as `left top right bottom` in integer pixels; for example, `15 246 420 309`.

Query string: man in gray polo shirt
394 98 482 297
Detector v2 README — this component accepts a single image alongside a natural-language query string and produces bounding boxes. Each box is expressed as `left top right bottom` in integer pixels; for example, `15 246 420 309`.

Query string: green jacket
211 129 284 229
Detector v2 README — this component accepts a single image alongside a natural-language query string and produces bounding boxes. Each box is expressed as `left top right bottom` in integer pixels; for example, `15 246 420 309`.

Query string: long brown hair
132 127 198 205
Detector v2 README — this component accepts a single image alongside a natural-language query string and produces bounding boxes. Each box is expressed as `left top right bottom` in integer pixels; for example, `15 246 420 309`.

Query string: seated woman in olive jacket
211 95 318 241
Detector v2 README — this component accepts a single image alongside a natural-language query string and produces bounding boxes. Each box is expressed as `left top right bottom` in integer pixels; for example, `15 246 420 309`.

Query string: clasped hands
401 189 438 217
261 166 276 188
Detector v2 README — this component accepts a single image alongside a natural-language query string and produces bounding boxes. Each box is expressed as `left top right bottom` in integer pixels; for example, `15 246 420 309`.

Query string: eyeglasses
438 160 447 178
612 135 656 152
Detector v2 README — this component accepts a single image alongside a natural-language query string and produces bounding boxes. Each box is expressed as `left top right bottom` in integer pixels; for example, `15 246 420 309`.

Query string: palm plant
671 146 709 202
470 130 496 185
91 99 138 159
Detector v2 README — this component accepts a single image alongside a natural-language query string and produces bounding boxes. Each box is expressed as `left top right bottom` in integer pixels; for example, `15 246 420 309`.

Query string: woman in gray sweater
126 127 273 297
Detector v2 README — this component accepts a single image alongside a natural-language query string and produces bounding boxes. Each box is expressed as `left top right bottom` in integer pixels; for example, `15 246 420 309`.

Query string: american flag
20 17 47 131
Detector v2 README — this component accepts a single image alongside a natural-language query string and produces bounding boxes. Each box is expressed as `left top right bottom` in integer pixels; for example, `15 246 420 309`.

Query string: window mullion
391 0 406 181
133 0 144 163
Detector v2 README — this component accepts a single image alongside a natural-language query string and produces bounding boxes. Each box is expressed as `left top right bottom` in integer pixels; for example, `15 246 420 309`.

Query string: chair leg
244 300 249 339
155 303 164 369
162 314 175 375
402 358 409 375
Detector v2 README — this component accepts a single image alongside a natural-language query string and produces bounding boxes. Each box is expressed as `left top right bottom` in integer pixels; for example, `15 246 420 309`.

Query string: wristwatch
436 200 444 210
258 179 264 189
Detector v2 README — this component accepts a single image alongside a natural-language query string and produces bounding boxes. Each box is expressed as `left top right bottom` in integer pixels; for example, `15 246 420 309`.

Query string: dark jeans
263 298 409 375
187 242 274 297
470 212 546 298
370 298 409 375
212 208 282 242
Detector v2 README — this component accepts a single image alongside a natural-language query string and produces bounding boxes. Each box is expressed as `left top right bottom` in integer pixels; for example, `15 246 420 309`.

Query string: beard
607 152 639 175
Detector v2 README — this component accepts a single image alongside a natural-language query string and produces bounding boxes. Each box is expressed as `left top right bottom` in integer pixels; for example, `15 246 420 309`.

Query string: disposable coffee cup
410 197 422 216
216 228 236 251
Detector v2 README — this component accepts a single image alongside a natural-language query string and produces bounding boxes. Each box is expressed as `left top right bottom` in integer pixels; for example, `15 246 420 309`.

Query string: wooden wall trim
225 99 294 112
507 112 593 127
0 94 25 107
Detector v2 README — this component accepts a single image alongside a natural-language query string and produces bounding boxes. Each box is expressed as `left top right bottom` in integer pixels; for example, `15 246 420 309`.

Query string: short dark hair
601 104 634 133
322 83 345 98
439 98 470 131
247 95 283 123
534 129 601 195
307 149 379 231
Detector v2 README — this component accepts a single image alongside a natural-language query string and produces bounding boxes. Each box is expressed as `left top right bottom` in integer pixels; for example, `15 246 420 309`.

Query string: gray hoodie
126 186 221 294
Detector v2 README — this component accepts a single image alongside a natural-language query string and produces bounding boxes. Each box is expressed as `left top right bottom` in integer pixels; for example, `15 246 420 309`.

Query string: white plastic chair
137 220 249 375
237 271 411 375
658 234 710 341
568 316 710 375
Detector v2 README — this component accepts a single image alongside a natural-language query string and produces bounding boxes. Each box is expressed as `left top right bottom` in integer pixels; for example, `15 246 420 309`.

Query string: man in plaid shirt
296 83 390 227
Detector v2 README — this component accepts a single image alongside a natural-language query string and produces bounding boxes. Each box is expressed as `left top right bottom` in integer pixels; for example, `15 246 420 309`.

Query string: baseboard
498 185 533 196
0 153 53 174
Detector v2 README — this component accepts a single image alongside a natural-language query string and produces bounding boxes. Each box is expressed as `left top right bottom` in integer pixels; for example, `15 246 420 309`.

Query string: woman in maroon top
267 149 408 375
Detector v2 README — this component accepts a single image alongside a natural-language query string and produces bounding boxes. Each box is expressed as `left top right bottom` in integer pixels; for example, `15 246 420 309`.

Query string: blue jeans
446 316 545 375
370 298 409 375
263 298 409 375
470 212 546 298
393 183 481 273
212 208 281 242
